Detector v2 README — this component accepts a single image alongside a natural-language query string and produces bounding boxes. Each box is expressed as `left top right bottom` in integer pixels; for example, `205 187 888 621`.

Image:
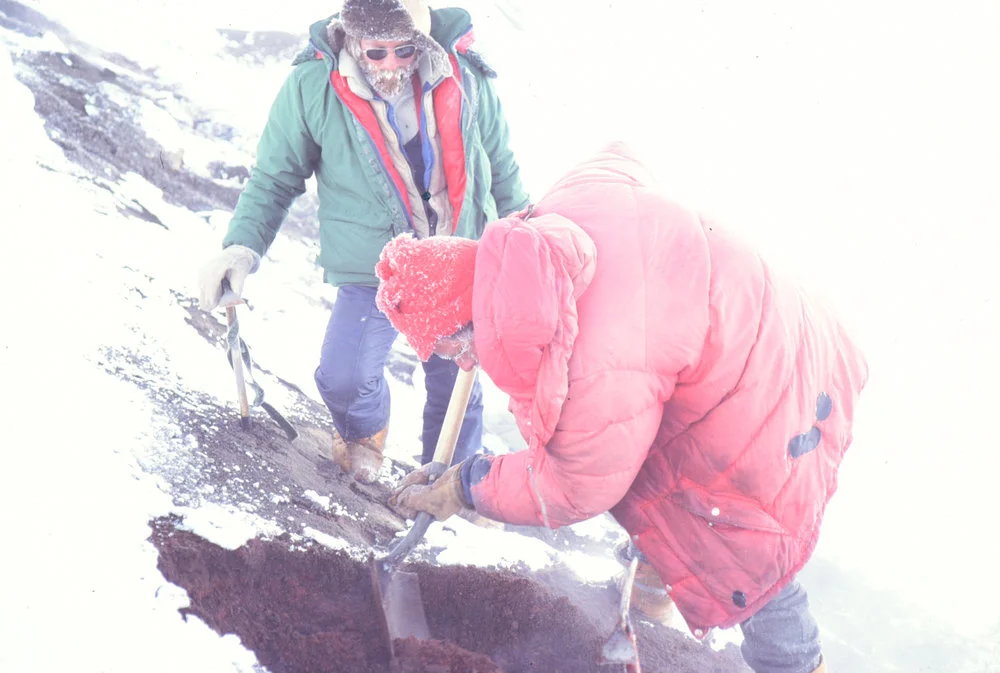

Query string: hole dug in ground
150 517 605 673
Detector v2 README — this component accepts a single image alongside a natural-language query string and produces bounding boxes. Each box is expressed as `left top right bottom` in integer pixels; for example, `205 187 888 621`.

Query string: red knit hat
375 234 478 361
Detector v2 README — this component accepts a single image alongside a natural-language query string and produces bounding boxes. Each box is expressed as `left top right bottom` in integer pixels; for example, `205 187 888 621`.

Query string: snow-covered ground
2 0 998 670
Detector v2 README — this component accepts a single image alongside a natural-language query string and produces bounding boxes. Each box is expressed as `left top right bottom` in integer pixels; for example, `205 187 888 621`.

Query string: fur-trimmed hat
341 0 432 41
375 234 478 361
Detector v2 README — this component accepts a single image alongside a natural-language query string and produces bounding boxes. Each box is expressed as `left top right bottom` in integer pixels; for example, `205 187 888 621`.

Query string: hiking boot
632 559 675 623
615 541 675 623
331 426 388 484
331 427 351 473
350 427 388 483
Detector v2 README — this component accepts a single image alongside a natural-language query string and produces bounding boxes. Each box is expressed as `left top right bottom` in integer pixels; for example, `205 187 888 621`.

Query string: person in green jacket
197 0 528 483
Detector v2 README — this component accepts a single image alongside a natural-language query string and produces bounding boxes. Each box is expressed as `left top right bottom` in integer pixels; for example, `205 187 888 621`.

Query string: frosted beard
360 59 419 98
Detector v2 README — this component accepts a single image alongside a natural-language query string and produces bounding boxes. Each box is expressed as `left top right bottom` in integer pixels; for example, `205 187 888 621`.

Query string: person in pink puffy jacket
375 142 868 673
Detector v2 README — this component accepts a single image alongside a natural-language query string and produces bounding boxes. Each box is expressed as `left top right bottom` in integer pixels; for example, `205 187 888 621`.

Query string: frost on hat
341 0 432 41
375 234 478 361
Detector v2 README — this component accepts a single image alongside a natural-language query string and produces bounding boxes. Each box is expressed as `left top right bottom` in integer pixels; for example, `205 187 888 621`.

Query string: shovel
370 365 477 663
216 279 297 440
219 278 250 429
600 552 643 672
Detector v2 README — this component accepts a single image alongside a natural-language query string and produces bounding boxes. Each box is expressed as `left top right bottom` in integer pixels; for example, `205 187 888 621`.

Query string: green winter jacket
222 8 529 287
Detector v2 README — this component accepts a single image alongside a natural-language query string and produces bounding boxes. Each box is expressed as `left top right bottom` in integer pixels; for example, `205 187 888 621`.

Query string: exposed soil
151 516 750 673
393 638 502 673
2 0 321 241
416 563 603 671
153 519 602 673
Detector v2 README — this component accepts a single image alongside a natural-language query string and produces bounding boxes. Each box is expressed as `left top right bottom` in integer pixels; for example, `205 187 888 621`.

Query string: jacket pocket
668 477 787 535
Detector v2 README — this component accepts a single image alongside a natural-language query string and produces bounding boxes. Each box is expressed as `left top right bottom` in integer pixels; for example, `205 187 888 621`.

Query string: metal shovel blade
368 368 477 662
601 627 639 665
370 554 431 661
599 552 642 671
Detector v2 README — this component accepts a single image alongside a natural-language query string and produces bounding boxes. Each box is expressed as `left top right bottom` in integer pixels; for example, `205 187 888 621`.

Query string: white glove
197 245 260 311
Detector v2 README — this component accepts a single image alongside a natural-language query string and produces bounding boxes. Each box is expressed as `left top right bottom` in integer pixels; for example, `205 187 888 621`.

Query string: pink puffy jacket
468 143 869 632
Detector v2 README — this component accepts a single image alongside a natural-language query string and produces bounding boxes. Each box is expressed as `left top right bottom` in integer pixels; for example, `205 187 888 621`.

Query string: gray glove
197 245 260 311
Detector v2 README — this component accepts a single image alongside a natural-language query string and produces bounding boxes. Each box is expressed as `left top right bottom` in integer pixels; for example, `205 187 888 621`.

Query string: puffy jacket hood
474 207 597 446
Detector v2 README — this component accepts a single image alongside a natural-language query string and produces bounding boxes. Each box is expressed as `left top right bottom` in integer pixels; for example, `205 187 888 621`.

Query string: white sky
3 0 999 670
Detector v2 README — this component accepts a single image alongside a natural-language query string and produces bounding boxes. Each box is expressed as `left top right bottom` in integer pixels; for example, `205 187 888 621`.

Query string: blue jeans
313 285 483 465
739 580 823 673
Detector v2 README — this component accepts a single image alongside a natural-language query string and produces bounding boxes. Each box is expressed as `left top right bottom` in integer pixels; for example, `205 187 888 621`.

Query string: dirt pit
150 517 606 673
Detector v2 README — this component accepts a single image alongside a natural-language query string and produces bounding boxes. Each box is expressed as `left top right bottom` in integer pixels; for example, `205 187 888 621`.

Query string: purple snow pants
314 285 483 465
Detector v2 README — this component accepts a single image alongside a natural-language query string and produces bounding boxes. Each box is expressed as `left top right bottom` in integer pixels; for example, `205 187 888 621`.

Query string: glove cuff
224 244 262 273
458 454 493 508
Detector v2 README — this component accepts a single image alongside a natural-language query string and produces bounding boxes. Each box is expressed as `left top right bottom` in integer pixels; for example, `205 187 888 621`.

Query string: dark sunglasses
365 44 417 61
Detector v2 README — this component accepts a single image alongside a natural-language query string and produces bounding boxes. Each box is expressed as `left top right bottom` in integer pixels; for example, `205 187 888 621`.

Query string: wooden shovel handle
380 366 477 568
428 366 477 471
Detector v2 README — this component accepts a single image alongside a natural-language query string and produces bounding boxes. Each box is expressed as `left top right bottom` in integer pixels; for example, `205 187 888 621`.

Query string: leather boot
631 558 675 623
615 541 675 623
330 427 351 474
331 426 388 484
350 427 388 483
